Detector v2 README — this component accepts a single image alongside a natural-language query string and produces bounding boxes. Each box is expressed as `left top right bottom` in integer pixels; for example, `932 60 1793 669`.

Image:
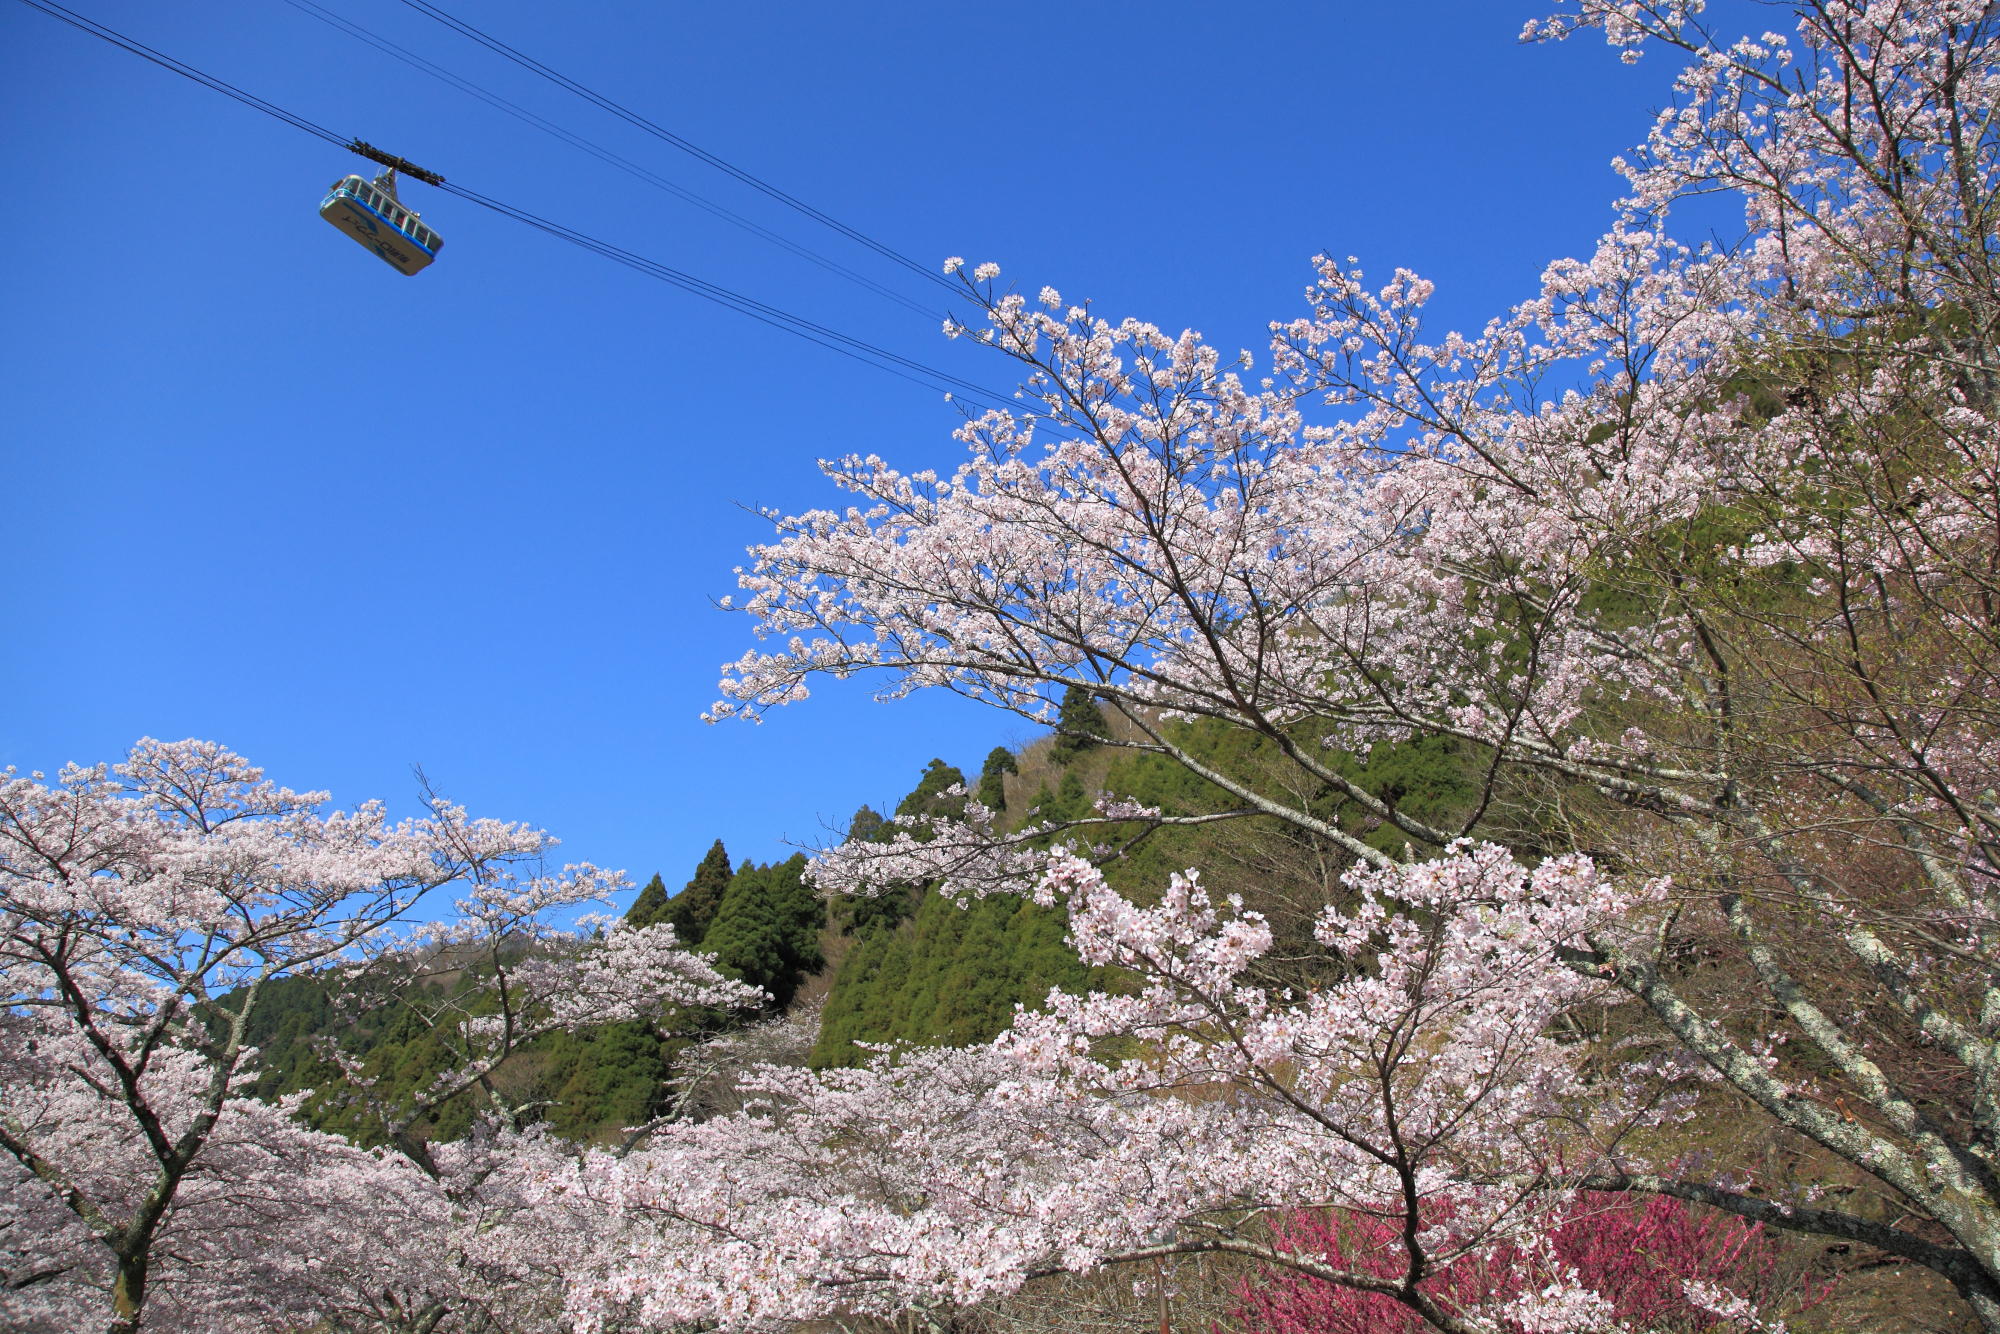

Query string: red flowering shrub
1232 1194 1823 1333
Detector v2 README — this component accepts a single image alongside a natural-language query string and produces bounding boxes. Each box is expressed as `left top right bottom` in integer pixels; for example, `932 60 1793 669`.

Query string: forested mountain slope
235 693 1475 1133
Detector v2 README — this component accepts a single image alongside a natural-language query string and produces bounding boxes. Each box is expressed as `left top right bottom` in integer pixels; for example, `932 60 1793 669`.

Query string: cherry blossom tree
557 847 1683 1333
702 0 2000 1327
0 739 756 1334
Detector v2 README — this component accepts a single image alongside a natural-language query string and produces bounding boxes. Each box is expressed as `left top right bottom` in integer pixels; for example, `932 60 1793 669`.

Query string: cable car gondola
319 167 442 275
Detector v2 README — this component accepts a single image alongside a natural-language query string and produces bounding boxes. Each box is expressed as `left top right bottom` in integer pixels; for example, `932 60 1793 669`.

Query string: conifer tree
810 926 892 1067
842 766 967 938
1048 685 1104 762
1024 781 1056 819
975 746 1017 812
661 839 732 947
894 759 968 819
700 855 825 1010
830 807 900 938
623 872 670 928
810 872 1092 1067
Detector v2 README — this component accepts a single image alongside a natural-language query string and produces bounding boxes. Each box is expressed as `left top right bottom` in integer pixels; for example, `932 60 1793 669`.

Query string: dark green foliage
1016 771 1091 824
811 886 1091 1068
530 1021 677 1140
1049 685 1105 763
834 764 968 939
1024 780 1056 819
832 803 918 937
624 872 670 928
701 854 826 1009
895 759 968 819
660 839 733 946
1101 717 1481 866
223 971 462 1146
229 960 687 1148
300 987 472 1147
837 881 921 939
811 753 1117 1068
814 927 892 1060
236 972 340 1104
976 746 1018 811
1052 770 1090 820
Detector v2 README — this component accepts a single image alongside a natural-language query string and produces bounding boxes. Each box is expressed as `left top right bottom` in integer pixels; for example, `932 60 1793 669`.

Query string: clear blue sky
1 0 1712 899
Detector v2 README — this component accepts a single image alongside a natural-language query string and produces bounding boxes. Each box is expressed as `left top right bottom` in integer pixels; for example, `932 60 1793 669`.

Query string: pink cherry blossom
0 740 753 1334
706 2 2000 1327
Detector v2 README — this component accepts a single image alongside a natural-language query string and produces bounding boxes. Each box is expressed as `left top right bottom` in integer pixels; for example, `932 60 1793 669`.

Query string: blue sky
3 1 1707 899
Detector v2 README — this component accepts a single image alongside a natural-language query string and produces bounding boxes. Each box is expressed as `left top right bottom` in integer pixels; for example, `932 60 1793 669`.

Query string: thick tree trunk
107 1249 148 1334
105 1172 177 1334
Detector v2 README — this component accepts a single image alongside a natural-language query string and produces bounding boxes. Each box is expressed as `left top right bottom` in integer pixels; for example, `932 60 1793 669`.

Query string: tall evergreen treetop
1049 685 1105 762
840 764 967 939
976 746 1018 812
661 839 733 948
895 759 968 820
624 872 671 928
700 854 825 1010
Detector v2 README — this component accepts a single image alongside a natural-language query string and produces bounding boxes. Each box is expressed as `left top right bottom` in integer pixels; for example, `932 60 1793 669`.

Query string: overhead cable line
19 0 350 151
435 180 1010 405
396 0 967 301
13 0 1015 411
279 0 942 321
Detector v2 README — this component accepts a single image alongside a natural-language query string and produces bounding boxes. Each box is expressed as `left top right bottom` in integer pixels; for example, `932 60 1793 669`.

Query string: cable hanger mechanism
347 139 444 186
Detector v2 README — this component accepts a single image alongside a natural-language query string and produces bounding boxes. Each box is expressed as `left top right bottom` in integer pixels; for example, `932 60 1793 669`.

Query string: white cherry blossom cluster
555 845 1702 1331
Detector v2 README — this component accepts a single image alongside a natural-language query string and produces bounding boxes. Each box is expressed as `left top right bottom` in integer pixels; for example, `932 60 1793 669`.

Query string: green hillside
234 704 1483 1138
